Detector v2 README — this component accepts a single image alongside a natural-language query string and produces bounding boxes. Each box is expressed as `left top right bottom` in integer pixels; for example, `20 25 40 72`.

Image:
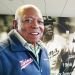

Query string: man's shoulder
0 39 9 53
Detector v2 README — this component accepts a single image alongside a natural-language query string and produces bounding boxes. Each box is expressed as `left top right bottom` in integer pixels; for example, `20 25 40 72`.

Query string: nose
31 20 39 28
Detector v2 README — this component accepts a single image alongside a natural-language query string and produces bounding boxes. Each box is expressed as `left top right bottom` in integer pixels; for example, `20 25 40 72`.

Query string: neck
28 41 37 47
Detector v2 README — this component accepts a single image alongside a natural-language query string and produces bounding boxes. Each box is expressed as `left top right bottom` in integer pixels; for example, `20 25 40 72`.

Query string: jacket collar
8 30 27 52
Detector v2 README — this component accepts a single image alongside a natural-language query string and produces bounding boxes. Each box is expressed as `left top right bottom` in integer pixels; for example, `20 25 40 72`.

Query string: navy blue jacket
0 30 50 75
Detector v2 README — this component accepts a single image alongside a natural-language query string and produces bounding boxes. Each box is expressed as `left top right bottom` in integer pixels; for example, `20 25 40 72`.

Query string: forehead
17 6 43 20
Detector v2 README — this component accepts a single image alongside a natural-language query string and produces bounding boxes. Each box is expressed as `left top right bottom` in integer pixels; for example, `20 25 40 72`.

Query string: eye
25 19 32 23
38 20 44 25
22 18 33 24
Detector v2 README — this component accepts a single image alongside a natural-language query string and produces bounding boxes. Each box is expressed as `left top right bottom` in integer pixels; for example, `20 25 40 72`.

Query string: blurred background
0 0 75 41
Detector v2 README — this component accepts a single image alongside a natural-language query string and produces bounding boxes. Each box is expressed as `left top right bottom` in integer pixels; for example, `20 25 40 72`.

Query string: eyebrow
22 16 43 20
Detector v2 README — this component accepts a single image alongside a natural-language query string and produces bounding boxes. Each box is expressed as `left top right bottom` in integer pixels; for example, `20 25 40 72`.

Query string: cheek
21 27 26 32
20 25 28 32
40 25 45 33
17 25 27 35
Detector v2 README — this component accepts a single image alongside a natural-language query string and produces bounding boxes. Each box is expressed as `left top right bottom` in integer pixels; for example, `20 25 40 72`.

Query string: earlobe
13 20 18 29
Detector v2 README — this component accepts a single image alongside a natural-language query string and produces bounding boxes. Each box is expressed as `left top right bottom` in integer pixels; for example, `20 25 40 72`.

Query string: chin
31 40 40 44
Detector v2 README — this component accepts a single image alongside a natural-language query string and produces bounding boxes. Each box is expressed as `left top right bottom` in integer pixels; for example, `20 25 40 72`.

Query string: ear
13 20 18 29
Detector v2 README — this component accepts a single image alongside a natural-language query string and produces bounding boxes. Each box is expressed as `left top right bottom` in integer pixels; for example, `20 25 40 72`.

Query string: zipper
27 50 42 73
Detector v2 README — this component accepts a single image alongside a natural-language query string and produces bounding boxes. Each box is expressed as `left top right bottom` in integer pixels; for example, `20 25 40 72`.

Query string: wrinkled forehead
15 5 43 20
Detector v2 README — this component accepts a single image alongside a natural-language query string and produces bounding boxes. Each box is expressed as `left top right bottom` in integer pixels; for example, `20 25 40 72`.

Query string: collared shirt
13 29 43 63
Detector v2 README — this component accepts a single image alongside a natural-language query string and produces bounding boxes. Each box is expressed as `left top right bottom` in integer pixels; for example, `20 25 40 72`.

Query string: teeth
31 33 38 35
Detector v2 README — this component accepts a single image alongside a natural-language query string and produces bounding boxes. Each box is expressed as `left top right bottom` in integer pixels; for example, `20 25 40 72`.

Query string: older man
0 4 50 75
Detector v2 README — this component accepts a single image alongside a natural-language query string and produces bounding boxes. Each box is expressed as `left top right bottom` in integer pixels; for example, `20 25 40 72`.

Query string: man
42 23 54 43
0 4 50 75
42 19 66 75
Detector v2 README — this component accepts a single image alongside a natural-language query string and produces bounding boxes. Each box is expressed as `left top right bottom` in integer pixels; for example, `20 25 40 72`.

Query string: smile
30 32 39 35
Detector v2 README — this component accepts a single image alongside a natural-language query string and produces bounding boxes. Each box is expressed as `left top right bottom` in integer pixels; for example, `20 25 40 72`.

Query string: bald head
15 4 43 20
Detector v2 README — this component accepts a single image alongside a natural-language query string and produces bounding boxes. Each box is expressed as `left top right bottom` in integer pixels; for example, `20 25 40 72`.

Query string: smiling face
14 5 44 45
44 24 54 37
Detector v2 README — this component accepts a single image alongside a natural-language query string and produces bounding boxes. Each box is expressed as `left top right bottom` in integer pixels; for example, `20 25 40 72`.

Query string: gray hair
15 4 42 20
